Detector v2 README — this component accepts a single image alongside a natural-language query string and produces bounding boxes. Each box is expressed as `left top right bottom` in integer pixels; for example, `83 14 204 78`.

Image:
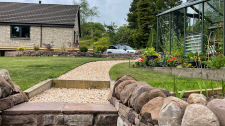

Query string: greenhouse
156 0 225 56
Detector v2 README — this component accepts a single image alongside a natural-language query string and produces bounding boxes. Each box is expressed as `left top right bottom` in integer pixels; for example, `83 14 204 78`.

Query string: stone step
2 102 118 115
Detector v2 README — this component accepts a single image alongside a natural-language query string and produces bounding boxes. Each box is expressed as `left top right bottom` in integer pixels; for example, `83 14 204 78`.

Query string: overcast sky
0 0 186 27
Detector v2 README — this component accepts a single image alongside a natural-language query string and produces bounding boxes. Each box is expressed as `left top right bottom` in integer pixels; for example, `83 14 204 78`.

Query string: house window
11 26 30 38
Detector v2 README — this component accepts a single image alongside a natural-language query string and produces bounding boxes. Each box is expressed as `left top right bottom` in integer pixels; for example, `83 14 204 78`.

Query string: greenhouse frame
156 0 225 56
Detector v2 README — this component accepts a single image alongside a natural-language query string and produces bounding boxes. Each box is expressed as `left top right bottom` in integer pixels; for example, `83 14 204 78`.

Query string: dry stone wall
110 75 225 126
5 51 140 59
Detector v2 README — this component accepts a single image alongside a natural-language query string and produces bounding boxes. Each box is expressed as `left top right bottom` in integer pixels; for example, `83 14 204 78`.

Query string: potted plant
43 41 54 51
67 41 78 52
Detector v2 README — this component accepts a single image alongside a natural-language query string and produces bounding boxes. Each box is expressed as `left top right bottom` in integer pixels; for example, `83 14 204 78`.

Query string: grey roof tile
0 2 79 25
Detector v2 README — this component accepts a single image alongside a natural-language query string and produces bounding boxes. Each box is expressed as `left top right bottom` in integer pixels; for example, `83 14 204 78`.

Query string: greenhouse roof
157 0 208 16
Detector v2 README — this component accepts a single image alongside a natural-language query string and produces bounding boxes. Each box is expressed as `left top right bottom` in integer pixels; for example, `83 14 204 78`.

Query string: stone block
43 114 65 125
11 93 24 105
0 96 14 111
117 117 124 126
135 118 140 125
123 118 132 126
128 110 138 124
119 108 128 119
0 115 1 126
1 115 38 125
119 103 131 113
114 99 120 111
56 115 64 125
94 114 118 126
63 114 93 126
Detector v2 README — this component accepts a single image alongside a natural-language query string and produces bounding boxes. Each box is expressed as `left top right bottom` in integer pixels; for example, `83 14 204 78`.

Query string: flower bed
134 47 225 69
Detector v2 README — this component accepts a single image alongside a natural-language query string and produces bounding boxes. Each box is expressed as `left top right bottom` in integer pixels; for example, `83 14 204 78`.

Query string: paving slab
2 102 66 115
62 103 118 114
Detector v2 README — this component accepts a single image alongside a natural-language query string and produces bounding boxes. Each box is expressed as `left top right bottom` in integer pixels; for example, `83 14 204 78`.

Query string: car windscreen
125 46 134 50
119 46 126 49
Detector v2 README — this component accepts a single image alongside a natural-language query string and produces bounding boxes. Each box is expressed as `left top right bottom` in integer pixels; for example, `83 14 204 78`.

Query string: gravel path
29 88 110 103
29 60 127 103
57 60 128 81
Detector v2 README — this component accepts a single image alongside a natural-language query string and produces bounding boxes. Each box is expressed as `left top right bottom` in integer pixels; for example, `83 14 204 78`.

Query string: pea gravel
29 60 128 103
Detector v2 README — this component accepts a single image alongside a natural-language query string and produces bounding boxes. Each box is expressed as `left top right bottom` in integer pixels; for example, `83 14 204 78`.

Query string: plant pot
44 49 54 51
187 61 205 68
68 50 77 52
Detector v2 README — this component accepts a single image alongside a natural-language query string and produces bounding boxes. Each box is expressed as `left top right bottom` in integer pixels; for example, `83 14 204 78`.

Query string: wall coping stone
2 102 118 115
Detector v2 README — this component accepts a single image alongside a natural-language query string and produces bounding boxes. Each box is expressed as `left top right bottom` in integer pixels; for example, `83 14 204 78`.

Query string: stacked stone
5 51 141 59
110 75 224 126
0 69 28 125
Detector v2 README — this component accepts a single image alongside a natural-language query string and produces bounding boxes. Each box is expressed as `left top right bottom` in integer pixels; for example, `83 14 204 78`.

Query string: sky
0 0 187 27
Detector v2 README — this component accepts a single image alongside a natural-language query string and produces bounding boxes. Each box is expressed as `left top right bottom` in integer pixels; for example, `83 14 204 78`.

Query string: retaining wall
1 102 118 126
140 67 225 81
5 51 140 59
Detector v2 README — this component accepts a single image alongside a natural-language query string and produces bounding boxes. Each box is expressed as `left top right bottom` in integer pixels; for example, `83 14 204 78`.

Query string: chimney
39 0 41 4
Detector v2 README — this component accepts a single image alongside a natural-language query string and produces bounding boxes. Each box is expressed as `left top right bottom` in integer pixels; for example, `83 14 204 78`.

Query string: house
0 1 81 55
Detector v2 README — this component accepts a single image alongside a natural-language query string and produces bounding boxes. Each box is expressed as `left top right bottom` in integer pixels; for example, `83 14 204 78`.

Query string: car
105 44 136 53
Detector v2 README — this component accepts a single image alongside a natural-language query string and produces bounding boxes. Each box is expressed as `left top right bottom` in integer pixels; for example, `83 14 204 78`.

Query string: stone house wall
0 24 77 48
42 27 74 48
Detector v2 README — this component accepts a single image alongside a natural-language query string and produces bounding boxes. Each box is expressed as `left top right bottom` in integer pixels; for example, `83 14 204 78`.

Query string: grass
109 62 222 92
0 57 125 91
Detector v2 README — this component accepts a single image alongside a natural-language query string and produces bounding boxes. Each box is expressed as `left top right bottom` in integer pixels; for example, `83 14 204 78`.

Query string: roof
157 0 208 16
0 2 79 25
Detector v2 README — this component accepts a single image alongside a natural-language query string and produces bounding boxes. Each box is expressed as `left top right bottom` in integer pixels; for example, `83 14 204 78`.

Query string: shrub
33 44 40 51
17 46 25 51
94 37 99 42
79 46 88 52
96 46 108 53
43 41 54 49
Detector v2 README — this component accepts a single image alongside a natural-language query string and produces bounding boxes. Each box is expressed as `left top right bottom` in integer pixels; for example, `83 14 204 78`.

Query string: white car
105 44 136 53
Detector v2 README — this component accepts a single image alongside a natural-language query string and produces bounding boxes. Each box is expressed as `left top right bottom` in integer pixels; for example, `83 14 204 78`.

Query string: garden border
138 67 225 81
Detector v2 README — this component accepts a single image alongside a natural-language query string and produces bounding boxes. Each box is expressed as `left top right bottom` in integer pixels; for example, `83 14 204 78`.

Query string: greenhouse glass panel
171 9 185 55
204 0 224 54
158 14 170 53
185 3 203 53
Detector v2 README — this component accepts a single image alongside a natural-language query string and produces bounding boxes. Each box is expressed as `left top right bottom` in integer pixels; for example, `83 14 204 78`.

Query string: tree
147 28 157 48
73 0 99 25
81 22 106 37
137 0 153 48
127 0 139 30
110 25 136 47
104 22 117 38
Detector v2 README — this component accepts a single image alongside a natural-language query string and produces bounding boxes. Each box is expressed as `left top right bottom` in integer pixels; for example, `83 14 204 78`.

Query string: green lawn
109 62 222 92
0 57 124 91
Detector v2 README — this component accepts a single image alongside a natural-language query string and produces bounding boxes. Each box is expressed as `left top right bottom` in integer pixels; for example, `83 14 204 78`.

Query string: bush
94 37 98 42
96 46 108 53
33 44 40 51
79 46 88 52
17 46 25 51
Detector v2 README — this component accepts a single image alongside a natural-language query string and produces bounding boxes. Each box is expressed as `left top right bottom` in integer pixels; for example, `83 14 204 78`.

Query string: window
108 46 117 49
11 26 30 38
